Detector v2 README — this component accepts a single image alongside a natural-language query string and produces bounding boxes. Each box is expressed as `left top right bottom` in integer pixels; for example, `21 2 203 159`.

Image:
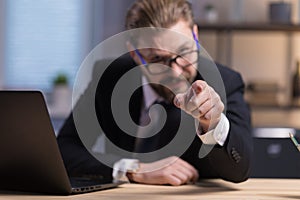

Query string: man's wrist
126 171 139 182
113 159 140 182
126 163 146 183
196 113 230 146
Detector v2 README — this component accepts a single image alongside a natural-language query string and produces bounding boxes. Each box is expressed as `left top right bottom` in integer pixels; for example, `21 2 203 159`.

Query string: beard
148 71 195 104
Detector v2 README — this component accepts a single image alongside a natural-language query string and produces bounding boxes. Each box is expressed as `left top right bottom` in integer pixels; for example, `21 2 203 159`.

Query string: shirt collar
142 76 164 110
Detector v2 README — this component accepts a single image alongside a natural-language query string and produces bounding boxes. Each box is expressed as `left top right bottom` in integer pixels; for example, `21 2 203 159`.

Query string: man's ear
193 24 199 40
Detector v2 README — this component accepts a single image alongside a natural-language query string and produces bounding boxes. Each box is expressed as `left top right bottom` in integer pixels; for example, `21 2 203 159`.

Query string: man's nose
170 61 183 74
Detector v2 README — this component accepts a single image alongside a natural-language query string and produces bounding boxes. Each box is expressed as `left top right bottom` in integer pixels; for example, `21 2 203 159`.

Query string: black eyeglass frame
134 31 201 75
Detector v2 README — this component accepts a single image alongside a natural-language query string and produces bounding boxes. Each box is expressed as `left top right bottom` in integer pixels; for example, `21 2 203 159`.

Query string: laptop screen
0 91 122 194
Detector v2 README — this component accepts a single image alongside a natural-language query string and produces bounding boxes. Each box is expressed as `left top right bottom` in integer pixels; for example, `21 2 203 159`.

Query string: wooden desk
0 179 299 200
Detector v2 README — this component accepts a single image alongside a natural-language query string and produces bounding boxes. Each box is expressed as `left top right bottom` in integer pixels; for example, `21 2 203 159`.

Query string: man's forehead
135 32 193 52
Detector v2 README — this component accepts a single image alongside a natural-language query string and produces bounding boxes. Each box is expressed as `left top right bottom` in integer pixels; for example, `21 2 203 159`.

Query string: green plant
204 4 214 11
53 73 68 86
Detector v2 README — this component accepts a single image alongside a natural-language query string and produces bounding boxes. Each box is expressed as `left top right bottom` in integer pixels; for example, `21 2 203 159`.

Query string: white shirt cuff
197 113 230 146
113 158 140 182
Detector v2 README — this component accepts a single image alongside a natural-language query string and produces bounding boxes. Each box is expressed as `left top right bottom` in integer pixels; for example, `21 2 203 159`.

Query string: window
5 0 84 91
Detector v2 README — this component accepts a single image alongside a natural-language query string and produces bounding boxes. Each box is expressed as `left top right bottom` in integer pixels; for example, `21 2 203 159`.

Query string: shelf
197 21 297 107
197 22 300 32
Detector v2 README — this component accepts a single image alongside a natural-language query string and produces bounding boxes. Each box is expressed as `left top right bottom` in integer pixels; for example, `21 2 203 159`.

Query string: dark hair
125 0 194 30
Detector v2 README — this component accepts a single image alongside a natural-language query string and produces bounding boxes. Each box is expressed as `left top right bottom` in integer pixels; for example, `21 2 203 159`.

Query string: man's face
131 20 198 103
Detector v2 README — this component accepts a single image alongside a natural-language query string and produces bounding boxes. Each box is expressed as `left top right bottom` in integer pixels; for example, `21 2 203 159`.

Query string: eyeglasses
134 31 201 75
135 49 198 75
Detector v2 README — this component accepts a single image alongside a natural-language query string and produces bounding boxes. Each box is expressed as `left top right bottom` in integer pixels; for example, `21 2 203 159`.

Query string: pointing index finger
192 81 205 95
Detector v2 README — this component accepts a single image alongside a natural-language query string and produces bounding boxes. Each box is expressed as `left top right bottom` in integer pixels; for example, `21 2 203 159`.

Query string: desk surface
0 178 299 200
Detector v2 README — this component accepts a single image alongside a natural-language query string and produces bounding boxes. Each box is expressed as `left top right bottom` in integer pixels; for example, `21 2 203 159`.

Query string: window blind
5 0 83 91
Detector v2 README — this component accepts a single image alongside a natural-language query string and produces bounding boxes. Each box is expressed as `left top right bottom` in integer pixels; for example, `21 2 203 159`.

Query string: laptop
251 127 300 178
0 91 124 195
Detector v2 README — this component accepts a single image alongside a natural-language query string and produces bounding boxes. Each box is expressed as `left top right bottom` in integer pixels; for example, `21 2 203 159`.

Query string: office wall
0 0 4 89
101 0 135 40
72 0 134 65
86 0 135 58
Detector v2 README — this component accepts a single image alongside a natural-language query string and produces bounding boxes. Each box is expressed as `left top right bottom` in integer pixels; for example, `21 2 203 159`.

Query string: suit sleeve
56 59 123 180
57 113 113 180
206 68 253 183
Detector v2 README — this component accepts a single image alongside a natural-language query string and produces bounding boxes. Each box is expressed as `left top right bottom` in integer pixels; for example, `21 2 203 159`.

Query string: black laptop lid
0 91 72 194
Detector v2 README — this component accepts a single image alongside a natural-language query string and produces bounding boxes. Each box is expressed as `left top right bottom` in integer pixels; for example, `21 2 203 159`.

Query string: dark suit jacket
57 54 253 183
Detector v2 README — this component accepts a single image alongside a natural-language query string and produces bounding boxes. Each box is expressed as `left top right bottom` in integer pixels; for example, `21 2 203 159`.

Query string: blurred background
1 0 300 177
1 0 300 126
